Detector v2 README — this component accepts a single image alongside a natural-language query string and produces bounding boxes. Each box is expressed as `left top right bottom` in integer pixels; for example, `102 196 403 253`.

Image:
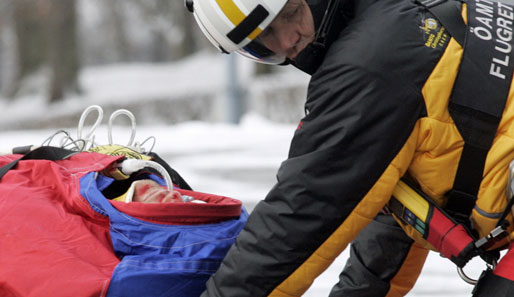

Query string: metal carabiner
108 109 137 147
457 258 497 285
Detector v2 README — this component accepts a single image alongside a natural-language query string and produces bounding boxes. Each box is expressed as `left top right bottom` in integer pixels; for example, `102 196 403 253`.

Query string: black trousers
329 212 420 297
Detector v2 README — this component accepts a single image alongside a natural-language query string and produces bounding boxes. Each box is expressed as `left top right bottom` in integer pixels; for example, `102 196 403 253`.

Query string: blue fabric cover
80 172 248 297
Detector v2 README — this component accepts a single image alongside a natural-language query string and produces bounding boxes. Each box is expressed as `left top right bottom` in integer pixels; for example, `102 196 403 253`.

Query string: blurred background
0 0 310 130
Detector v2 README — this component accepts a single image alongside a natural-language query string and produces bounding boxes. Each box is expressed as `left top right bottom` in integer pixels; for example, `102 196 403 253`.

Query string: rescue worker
186 0 514 296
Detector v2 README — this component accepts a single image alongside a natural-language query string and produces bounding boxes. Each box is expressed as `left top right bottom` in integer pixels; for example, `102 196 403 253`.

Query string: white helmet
185 0 288 64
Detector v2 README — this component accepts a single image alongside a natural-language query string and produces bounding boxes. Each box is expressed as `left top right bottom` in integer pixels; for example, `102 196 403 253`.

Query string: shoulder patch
420 15 450 49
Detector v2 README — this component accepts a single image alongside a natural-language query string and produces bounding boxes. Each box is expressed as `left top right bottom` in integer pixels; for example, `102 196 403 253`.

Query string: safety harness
391 0 514 276
439 0 514 228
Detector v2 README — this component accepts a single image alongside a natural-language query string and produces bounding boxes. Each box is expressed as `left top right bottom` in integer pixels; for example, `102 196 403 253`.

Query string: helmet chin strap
291 42 326 74
307 0 331 31
292 0 347 75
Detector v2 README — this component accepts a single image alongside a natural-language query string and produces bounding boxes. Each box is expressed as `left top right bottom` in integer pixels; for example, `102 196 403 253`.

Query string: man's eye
281 5 301 21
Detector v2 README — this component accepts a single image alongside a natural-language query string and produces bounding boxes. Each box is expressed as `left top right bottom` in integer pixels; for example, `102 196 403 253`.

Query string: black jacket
201 0 514 295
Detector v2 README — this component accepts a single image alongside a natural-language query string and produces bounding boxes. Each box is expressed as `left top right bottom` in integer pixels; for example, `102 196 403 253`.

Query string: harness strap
417 0 514 226
0 146 193 191
446 0 514 225
0 147 76 181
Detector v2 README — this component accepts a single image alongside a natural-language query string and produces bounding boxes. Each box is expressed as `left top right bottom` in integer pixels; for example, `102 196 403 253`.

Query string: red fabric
427 208 473 258
494 242 514 280
439 225 474 259
426 208 454 250
0 152 122 297
110 188 242 225
0 151 245 297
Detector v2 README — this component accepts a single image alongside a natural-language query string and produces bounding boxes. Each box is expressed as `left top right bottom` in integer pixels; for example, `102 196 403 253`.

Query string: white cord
117 159 173 192
108 109 137 148
77 105 104 151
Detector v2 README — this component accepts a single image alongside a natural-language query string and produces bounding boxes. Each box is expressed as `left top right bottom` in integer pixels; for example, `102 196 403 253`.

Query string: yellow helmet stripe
215 0 263 40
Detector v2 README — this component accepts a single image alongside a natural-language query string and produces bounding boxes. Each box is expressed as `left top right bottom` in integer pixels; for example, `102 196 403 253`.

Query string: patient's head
131 179 183 203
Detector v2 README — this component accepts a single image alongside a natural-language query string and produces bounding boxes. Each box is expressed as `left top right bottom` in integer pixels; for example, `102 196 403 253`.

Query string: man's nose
271 25 298 54
278 28 298 53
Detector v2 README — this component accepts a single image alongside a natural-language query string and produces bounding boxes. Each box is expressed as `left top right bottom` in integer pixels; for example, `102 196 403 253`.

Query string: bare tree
79 0 210 65
46 0 81 102
128 0 204 61
171 0 198 59
103 0 130 62
4 0 80 102
0 0 15 94
129 0 174 62
4 0 46 98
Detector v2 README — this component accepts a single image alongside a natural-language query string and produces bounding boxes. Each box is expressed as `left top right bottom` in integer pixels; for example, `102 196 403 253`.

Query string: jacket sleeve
201 56 427 297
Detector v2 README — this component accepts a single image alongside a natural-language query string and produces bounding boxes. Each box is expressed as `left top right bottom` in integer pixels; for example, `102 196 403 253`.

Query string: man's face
258 0 315 60
132 180 183 203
